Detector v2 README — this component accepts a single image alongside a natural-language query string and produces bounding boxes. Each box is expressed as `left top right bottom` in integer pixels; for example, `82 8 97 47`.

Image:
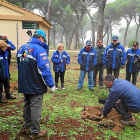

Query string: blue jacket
103 79 140 116
43 43 49 55
17 37 54 94
126 47 140 73
0 50 9 80
51 50 70 72
78 46 97 71
103 42 126 69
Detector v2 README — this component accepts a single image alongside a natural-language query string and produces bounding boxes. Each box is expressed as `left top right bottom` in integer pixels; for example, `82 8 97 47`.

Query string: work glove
120 65 125 69
50 86 55 92
103 65 106 69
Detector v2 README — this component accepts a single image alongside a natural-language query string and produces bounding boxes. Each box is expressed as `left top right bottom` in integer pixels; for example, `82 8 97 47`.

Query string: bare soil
81 105 124 131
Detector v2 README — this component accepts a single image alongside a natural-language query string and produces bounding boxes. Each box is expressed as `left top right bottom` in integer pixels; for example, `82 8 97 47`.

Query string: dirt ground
81 105 124 131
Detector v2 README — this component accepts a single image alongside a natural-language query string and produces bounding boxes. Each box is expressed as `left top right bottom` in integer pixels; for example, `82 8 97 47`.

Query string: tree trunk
110 25 112 43
53 31 55 48
91 20 95 47
106 32 109 47
123 20 132 48
135 25 140 41
47 0 53 20
97 0 107 40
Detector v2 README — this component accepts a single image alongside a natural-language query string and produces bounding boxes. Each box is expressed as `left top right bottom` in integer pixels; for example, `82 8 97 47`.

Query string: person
51 43 70 89
125 41 140 85
93 39 105 88
17 30 55 139
101 74 140 126
2 34 16 66
77 40 97 91
0 40 16 103
103 36 126 78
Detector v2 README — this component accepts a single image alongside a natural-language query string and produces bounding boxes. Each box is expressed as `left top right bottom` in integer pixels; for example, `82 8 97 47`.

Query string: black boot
6 93 16 100
61 83 65 89
55 83 58 89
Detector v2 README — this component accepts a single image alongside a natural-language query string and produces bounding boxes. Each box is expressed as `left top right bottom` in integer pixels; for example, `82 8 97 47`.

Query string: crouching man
101 74 140 126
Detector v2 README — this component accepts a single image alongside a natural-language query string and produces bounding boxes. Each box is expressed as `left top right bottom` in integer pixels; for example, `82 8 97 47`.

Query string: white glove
50 86 55 92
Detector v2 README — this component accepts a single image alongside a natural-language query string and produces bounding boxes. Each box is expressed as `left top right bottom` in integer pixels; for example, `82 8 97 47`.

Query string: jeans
78 70 93 89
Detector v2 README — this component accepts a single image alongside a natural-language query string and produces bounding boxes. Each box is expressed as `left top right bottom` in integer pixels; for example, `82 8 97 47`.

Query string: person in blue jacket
126 41 140 85
103 36 126 78
17 30 55 139
0 40 16 103
2 34 16 66
101 74 140 126
77 40 97 91
51 43 70 89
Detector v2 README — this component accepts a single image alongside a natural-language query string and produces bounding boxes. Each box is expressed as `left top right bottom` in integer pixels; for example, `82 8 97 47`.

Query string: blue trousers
78 70 93 89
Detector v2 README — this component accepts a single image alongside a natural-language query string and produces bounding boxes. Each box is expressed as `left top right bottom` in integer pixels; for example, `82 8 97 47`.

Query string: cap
133 41 139 47
112 36 118 40
34 30 47 42
86 40 92 46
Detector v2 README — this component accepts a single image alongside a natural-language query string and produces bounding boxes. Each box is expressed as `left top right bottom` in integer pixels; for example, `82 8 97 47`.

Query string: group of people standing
76 36 140 91
1 29 140 138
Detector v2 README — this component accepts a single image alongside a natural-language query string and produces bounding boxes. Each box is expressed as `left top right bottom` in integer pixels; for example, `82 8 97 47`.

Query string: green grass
1 51 140 139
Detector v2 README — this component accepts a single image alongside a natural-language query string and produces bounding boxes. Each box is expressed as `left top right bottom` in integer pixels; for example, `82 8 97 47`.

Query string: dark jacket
4 40 16 65
126 47 140 73
94 46 105 65
103 79 140 116
103 42 126 69
51 50 70 72
17 37 54 94
78 46 97 71
0 50 9 80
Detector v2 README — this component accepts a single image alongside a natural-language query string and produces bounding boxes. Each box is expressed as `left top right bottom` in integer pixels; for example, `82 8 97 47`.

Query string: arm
103 90 120 116
37 50 54 88
121 46 126 65
51 52 61 64
9 41 16 50
66 52 70 65
77 49 83 65
94 50 97 66
103 48 108 65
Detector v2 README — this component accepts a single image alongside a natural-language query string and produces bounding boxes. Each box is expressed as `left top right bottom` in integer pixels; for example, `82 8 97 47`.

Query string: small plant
98 90 109 99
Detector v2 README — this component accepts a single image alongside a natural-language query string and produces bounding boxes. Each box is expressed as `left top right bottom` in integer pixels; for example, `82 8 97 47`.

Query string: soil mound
81 105 124 131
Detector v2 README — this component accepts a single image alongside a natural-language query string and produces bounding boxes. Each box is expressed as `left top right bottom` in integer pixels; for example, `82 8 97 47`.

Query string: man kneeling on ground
101 74 140 126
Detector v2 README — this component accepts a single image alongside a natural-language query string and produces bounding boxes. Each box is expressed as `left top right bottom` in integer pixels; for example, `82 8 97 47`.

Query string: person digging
100 74 140 126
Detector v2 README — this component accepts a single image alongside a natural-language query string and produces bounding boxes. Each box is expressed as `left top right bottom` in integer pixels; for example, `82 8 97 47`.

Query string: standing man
77 40 97 91
2 34 16 66
17 30 55 139
126 41 140 85
103 36 126 78
2 34 16 79
93 39 105 88
101 74 140 126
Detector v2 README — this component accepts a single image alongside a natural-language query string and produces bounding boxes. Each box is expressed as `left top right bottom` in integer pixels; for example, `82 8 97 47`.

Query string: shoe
29 130 47 139
120 116 136 126
89 88 95 91
76 88 82 90
61 83 65 89
55 83 58 89
6 95 16 100
21 126 31 133
0 99 8 103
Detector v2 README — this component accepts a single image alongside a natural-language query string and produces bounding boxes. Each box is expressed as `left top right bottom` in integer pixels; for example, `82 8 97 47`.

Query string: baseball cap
86 40 92 46
34 30 47 42
112 36 118 41
133 41 139 47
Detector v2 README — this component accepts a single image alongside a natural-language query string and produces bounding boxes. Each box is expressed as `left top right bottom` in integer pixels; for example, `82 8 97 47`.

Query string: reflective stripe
63 55 67 58
117 49 122 52
17 54 22 57
37 67 47 85
90 53 94 55
0 57 3 60
107 48 113 54
26 55 36 61
82 52 88 54
128 53 135 56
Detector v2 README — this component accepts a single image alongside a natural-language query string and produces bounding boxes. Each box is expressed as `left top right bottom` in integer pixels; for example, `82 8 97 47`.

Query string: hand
121 65 125 69
50 86 55 92
100 114 106 118
61 60 63 63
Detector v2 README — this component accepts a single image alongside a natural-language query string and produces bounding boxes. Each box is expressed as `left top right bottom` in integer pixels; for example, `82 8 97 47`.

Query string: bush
98 89 109 99
128 40 136 48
